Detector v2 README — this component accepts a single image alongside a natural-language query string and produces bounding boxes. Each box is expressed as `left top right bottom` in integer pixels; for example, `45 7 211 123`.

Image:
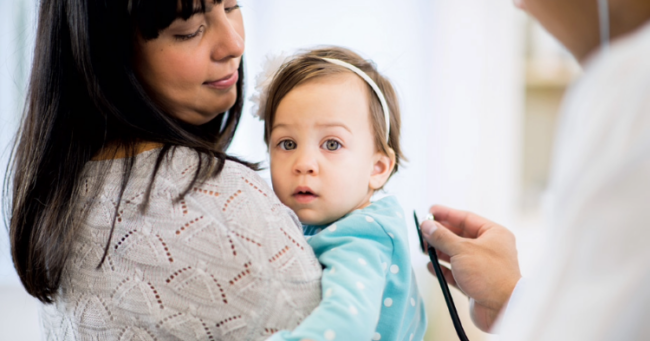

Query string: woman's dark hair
4 0 248 304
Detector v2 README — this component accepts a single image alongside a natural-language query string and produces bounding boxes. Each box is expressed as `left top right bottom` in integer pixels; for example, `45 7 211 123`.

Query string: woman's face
134 0 244 125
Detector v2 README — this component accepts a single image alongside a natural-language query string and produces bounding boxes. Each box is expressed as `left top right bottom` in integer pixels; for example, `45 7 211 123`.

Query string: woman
7 0 322 340
422 0 650 339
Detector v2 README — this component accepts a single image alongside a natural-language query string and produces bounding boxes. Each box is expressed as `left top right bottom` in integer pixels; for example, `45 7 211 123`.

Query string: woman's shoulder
158 146 263 187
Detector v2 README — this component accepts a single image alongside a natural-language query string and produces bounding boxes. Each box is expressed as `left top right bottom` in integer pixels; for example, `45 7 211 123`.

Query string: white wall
0 1 41 340
0 0 37 287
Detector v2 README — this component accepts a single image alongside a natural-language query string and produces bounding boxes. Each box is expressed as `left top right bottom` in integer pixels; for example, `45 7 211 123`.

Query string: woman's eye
174 26 204 41
225 3 241 13
322 140 341 151
280 140 297 150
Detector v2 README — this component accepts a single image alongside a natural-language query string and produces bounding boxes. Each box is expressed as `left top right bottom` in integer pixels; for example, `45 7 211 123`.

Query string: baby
255 47 426 341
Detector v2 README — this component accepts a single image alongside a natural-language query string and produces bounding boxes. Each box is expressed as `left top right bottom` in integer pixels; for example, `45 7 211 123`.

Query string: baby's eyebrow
271 123 290 131
271 122 352 134
315 122 352 133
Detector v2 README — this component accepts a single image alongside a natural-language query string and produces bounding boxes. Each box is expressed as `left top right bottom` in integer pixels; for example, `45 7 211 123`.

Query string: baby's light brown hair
262 46 405 176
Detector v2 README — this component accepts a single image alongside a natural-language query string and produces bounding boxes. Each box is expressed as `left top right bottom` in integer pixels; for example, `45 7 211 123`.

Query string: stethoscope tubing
414 211 469 341
426 246 469 341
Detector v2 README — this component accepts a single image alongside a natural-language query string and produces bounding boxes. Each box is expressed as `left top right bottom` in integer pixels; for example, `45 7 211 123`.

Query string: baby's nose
293 154 318 175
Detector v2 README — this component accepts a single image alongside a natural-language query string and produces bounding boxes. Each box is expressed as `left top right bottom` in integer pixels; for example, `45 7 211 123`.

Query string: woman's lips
204 71 238 90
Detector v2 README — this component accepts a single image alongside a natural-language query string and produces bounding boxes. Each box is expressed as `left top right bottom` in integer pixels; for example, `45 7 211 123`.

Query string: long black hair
4 0 249 304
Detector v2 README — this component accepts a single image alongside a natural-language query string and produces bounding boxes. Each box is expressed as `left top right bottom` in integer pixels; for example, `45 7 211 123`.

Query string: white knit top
40 147 323 341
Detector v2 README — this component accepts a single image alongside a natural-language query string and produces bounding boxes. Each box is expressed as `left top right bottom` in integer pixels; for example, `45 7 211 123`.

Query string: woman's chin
175 104 238 126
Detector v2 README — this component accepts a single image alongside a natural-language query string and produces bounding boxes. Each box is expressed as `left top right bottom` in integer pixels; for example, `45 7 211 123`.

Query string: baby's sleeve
267 214 393 341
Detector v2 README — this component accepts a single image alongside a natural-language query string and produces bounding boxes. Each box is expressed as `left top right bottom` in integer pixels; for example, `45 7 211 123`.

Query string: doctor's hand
421 205 521 332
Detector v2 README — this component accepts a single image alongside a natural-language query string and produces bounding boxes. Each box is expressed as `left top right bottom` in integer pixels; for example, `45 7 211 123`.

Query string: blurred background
0 0 580 340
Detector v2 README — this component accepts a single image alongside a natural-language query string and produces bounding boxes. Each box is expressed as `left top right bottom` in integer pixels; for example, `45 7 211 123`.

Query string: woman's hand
421 205 521 332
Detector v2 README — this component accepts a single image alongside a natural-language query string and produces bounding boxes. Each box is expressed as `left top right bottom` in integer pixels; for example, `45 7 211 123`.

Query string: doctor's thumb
421 219 462 257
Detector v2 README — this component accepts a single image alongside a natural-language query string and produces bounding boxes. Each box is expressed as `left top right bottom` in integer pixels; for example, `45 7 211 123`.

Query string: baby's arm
267 215 392 341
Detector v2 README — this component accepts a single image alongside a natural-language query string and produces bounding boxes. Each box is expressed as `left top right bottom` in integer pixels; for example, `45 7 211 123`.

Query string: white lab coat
496 20 650 340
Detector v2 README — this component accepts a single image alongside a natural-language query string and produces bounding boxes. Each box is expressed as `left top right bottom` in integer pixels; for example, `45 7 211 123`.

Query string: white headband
320 58 391 143
250 53 391 143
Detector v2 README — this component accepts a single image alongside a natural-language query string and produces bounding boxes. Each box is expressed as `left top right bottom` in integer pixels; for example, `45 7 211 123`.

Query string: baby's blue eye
322 140 341 151
280 140 297 150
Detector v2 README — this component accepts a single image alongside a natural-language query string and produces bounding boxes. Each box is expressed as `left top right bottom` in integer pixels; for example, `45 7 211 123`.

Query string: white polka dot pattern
372 332 382 340
390 264 400 274
325 330 336 340
358 258 367 266
384 298 393 307
329 224 337 232
365 216 375 223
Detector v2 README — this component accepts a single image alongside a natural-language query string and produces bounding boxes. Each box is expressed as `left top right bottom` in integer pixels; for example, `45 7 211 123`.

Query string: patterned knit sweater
40 147 323 340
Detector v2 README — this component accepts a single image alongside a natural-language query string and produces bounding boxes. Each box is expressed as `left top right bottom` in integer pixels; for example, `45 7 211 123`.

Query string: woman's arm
117 157 323 340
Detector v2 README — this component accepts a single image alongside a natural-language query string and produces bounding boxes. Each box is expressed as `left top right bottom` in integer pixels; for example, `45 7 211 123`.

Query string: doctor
421 0 650 339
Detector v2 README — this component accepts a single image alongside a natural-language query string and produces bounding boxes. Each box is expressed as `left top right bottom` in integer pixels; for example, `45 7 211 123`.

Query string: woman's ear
369 148 396 190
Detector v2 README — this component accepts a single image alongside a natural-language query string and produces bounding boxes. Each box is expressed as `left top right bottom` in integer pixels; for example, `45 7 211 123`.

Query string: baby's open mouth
293 187 318 203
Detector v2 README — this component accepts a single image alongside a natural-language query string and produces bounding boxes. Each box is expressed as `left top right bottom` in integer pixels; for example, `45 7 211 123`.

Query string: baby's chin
295 208 346 226
297 214 337 227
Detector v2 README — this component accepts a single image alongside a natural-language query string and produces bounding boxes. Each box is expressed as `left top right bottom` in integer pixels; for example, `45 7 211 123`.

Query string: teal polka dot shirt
267 196 427 341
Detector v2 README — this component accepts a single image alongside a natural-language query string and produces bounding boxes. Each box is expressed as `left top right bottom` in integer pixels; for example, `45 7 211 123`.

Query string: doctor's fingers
421 219 468 257
426 261 463 294
429 205 498 239
423 238 452 263
436 249 451 263
420 238 451 263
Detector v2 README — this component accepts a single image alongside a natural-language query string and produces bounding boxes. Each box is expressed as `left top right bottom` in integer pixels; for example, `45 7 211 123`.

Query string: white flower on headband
249 52 294 120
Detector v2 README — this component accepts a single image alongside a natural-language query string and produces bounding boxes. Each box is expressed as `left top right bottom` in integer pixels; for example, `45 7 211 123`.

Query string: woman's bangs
133 0 217 40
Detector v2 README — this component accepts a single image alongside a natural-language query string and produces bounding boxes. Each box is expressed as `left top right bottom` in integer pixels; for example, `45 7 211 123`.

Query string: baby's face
269 73 386 225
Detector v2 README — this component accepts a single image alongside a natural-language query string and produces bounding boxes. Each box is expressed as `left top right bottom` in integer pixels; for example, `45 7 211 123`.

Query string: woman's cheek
164 50 205 83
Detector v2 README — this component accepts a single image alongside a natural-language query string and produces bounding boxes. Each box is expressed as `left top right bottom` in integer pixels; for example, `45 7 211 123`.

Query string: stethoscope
413 212 469 341
598 0 610 52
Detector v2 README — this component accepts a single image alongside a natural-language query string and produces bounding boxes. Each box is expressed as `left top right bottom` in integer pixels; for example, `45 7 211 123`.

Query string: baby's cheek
270 171 290 205
275 184 292 207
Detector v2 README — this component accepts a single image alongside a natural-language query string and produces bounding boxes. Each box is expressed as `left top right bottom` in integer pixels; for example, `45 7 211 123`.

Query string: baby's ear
369 148 396 190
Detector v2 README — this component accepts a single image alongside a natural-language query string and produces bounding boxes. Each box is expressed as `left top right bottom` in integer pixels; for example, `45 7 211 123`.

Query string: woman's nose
209 9 245 62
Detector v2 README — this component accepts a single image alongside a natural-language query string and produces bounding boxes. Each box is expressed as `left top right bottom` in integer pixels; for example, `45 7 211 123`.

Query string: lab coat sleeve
496 35 650 340
266 215 392 341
